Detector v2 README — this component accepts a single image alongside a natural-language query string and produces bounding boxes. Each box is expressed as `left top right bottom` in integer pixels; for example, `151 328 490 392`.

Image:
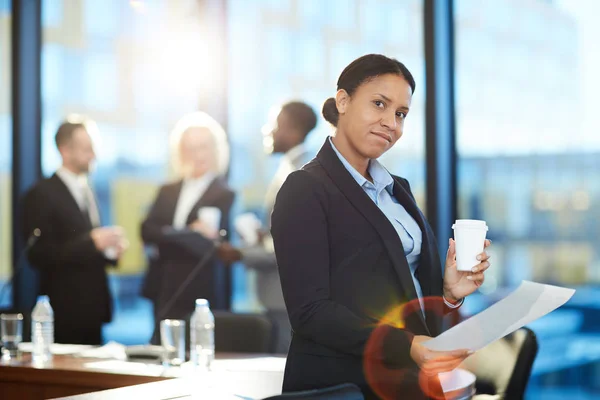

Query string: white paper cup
235 213 262 246
198 207 221 238
452 219 488 272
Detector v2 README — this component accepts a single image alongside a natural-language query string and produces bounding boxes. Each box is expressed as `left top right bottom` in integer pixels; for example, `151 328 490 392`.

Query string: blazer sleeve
141 183 235 256
271 171 415 365
23 187 104 271
140 184 200 246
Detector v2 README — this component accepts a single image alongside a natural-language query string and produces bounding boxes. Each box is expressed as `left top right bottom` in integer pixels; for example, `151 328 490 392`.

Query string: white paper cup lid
452 219 488 230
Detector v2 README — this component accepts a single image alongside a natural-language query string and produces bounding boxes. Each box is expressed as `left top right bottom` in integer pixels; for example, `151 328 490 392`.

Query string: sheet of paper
438 368 476 393
423 280 575 352
211 357 286 372
83 360 168 376
76 340 127 359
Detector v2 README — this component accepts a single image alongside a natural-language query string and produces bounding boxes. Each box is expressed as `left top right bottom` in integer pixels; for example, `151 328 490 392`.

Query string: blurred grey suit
241 144 311 353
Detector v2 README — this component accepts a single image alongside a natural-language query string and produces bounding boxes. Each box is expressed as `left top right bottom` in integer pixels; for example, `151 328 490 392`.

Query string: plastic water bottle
31 295 54 363
190 298 215 370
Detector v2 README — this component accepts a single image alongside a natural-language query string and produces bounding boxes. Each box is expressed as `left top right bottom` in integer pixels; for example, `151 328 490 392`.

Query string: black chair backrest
261 383 364 400
166 311 272 357
504 327 538 399
213 311 272 353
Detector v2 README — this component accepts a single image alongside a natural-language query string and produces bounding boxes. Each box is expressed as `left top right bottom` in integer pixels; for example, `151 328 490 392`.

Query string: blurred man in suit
23 118 128 345
217 101 317 353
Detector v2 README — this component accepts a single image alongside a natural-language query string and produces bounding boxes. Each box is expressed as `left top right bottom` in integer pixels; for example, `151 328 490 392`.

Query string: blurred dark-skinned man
217 101 317 354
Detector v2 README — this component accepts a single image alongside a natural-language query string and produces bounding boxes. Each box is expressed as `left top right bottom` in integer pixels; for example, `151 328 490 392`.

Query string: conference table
0 349 286 400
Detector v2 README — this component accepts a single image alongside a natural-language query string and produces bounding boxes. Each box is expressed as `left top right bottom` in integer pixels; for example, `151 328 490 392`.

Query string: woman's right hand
410 335 471 375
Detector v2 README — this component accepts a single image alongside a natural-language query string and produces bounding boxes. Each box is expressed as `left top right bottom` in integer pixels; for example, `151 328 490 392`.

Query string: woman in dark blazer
141 112 235 341
271 55 491 399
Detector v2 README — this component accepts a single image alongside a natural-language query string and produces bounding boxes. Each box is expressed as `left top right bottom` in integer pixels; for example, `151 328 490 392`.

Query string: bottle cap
37 295 50 303
195 298 209 307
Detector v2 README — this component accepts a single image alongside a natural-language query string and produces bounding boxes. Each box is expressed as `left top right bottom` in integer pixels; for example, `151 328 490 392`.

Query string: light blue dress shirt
329 138 462 312
329 138 426 310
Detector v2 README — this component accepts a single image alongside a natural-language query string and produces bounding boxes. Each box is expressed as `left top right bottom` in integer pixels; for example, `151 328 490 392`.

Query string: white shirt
173 173 216 229
56 167 100 227
283 143 307 167
264 144 307 217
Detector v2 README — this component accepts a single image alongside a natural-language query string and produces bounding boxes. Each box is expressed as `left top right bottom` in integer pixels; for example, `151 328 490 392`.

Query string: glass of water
160 319 186 366
1 313 23 362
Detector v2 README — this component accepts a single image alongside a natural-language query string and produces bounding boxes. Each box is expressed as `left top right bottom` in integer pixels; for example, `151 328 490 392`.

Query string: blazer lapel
167 181 184 225
50 174 92 229
392 179 445 335
316 139 429 332
391 180 436 298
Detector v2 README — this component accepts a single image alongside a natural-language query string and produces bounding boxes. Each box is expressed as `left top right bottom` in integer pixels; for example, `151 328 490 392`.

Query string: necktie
80 180 101 227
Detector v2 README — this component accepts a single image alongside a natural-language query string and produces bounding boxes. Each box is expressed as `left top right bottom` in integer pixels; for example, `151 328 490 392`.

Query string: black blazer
271 139 452 398
22 174 115 338
140 177 235 318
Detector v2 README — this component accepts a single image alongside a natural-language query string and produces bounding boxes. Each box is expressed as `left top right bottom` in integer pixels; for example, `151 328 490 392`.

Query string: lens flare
363 295 450 400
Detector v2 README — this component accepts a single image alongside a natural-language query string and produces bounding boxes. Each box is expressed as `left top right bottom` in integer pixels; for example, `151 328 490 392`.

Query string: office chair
503 327 538 398
465 327 538 400
213 311 272 353
161 311 271 358
262 383 364 400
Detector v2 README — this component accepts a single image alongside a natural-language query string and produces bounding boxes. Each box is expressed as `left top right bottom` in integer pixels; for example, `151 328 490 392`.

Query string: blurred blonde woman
140 112 235 343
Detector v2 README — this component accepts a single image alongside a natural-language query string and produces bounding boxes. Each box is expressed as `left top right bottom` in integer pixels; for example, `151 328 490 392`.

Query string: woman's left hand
443 238 491 303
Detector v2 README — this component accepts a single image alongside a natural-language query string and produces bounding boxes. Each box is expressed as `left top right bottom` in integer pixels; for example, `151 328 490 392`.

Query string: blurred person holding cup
216 101 318 354
140 112 234 344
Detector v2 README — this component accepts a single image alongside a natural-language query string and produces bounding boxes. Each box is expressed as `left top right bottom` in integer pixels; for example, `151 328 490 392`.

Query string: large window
455 0 598 293
227 0 427 309
41 0 212 344
456 0 600 396
0 0 11 308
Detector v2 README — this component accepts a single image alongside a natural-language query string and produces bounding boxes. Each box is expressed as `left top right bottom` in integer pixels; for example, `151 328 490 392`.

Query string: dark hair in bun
321 97 339 127
322 54 416 127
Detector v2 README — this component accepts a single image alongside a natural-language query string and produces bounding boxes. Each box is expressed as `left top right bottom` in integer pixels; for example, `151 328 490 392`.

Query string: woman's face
179 127 216 178
336 73 412 160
